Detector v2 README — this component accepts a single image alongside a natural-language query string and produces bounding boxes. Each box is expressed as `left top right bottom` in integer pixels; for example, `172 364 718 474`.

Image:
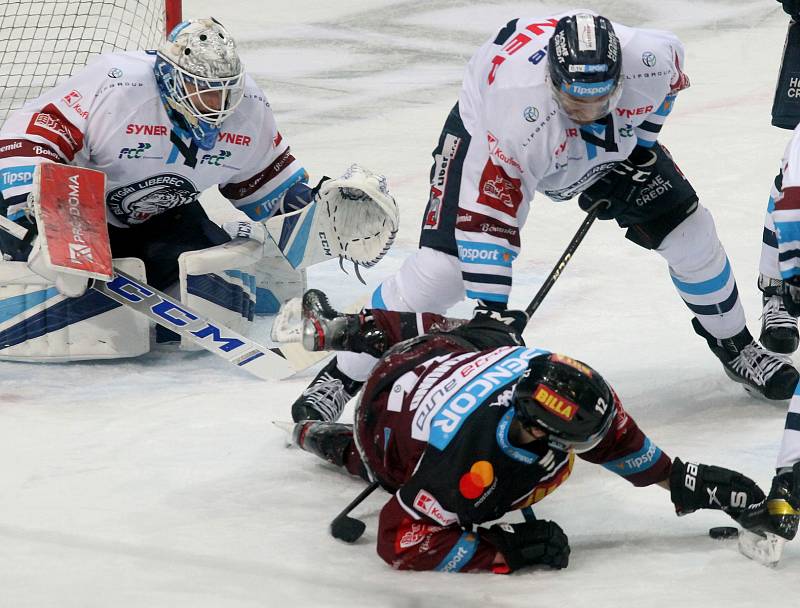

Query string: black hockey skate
292 420 354 467
692 318 799 401
291 358 364 422
737 462 800 541
301 289 386 356
758 276 799 354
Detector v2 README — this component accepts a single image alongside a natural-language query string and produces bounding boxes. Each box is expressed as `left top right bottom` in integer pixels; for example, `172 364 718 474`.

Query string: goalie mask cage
0 0 182 124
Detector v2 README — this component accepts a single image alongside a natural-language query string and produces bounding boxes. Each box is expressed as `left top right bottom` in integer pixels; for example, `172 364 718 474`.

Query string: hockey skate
291 358 364 423
301 289 386 356
737 463 800 566
692 318 799 401
758 276 799 354
292 290 388 422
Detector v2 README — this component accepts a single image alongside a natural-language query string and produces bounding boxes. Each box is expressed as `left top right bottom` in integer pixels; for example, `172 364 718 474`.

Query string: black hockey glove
781 276 800 317
578 146 658 220
472 305 528 336
778 0 800 19
484 520 570 572
736 462 800 540
449 305 528 349
669 458 766 521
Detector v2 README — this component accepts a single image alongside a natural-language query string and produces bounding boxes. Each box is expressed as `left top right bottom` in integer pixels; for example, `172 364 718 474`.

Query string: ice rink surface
1 1 800 605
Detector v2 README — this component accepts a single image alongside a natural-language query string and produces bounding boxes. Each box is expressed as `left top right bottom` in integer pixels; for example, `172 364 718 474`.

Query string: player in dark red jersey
289 290 798 573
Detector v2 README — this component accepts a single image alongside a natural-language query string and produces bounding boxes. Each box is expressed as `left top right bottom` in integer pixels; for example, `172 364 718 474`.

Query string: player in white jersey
753 0 800 355
0 18 396 360
291 10 799 423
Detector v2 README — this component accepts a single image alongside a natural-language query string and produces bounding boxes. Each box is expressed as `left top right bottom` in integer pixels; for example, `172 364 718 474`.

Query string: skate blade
271 420 296 447
737 529 786 567
270 297 303 343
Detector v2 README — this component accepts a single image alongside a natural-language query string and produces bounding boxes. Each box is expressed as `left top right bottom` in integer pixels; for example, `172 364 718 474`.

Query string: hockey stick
328 204 604 542
0 214 293 380
525 201 604 318
329 481 380 543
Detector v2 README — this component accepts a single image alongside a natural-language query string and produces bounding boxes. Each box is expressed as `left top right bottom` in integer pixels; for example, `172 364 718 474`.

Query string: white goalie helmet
154 18 245 149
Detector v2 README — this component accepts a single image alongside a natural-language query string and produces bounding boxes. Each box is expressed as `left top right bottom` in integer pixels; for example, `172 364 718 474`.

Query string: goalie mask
155 18 245 150
547 13 623 124
513 353 615 453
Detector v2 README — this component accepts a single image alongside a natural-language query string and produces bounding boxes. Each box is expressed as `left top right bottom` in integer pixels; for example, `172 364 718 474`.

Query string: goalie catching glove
314 164 399 279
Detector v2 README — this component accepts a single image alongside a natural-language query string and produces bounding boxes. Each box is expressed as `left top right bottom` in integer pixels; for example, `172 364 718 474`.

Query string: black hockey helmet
547 13 623 123
513 353 616 453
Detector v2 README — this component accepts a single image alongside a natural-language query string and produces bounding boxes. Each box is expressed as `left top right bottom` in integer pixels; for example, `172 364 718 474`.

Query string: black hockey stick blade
329 480 380 543
330 514 367 543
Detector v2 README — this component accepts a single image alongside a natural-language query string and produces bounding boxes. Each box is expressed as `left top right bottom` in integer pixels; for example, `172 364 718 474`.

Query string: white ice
1 1 799 606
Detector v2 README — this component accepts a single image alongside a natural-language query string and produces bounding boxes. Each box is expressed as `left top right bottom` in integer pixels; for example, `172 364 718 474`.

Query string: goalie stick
0 165 295 380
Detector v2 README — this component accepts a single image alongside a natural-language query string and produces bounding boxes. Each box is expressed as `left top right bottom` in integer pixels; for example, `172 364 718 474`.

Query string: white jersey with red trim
0 51 307 229
452 10 688 304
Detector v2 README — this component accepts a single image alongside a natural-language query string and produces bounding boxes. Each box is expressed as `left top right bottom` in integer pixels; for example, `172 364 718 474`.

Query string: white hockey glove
26 238 90 298
222 220 267 245
316 164 399 279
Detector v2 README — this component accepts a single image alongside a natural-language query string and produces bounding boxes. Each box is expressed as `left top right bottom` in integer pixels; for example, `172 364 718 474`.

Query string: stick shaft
525 206 601 318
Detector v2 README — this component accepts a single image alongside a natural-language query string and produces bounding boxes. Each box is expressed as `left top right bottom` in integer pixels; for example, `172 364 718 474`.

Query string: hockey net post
0 0 182 125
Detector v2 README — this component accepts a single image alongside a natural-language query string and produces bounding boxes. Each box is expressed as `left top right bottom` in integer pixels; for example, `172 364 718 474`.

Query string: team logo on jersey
459 461 495 500
487 132 524 174
106 173 199 225
424 134 461 230
395 521 441 552
523 106 539 122
642 51 657 67
218 132 252 146
26 104 84 160
118 143 162 160
200 149 236 168
412 490 458 526
126 124 169 136
477 160 523 214
108 68 123 78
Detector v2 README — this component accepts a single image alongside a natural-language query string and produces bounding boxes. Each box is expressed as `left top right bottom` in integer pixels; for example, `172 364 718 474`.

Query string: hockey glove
222 220 267 245
578 145 658 220
314 164 399 269
448 306 527 349
781 275 800 317
484 520 570 572
778 0 800 18
472 306 528 337
669 457 766 521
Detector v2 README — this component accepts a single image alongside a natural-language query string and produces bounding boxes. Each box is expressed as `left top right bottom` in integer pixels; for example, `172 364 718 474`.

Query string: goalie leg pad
178 239 261 351
253 239 307 314
0 258 149 361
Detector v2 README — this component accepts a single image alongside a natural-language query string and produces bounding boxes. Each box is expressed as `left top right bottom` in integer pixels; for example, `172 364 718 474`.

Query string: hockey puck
708 526 739 539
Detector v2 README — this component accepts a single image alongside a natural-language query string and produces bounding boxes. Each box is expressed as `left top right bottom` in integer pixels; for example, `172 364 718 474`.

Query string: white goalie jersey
0 50 308 229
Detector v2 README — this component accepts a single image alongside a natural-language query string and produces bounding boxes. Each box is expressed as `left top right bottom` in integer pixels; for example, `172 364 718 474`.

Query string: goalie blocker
0 164 289 377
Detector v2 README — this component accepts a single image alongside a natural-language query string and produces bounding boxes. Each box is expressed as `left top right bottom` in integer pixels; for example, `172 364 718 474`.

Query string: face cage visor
167 61 245 127
549 76 622 124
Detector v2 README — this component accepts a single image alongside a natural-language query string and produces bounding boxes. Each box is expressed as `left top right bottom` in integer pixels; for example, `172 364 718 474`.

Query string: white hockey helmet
154 18 245 149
